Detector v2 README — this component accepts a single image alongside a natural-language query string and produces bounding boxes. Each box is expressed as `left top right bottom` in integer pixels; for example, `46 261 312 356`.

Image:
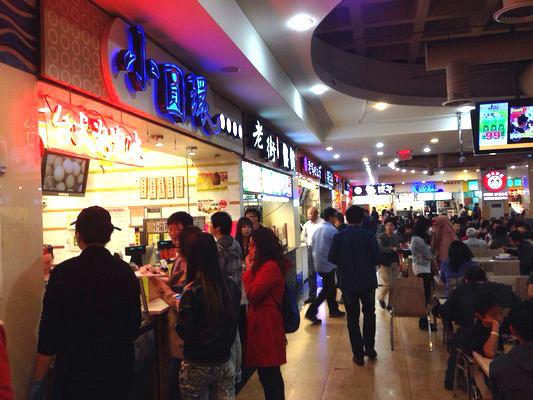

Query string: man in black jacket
508 231 533 275
490 300 533 400
328 205 381 366
31 206 141 400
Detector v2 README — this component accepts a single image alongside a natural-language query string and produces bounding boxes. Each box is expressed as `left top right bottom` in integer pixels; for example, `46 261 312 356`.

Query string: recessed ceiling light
430 138 439 144
393 158 399 163
463 169 468 173
439 170 445 175
410 169 415 174
377 151 384 156
325 146 334 151
396 168 400 171
310 84 329 95
401 169 406 173
362 157 369 162
423 170 428 174
155 142 164 147
476 169 480 172
287 13 316 31
401 181 405 184
333 153 341 159
457 104 475 113
510 165 516 169
372 102 390 111
423 146 431 153
376 142 384 148
188 151 196 156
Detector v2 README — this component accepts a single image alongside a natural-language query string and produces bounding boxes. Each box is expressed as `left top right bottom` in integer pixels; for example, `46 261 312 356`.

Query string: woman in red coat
243 228 286 400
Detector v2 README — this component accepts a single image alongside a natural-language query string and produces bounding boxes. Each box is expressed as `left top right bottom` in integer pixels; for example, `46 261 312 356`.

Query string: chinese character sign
246 119 295 171
116 24 220 136
301 156 322 180
352 184 395 196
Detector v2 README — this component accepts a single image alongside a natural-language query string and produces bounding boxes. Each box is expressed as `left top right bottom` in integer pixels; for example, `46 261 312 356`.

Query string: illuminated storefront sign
467 180 479 191
247 120 295 171
353 184 395 196
324 170 334 188
482 169 508 200
301 156 322 180
38 97 143 166
412 182 437 193
242 161 292 198
219 114 243 139
114 24 220 136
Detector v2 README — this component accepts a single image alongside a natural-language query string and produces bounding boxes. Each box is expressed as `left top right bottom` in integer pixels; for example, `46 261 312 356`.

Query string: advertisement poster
509 105 533 143
197 199 228 214
482 169 508 201
479 102 508 149
197 172 228 191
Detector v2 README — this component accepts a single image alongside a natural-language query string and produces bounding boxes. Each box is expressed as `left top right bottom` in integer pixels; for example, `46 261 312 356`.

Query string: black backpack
280 282 300 333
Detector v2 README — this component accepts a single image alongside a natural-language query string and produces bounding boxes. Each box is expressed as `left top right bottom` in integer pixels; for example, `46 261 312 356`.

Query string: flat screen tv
472 98 533 155
41 150 90 196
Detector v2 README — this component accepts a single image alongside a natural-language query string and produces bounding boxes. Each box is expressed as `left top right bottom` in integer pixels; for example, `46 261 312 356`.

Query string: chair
515 276 529 300
388 277 433 352
453 349 479 399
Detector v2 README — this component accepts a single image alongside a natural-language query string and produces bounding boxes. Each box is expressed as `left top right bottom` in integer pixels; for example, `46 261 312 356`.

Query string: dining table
473 257 520 275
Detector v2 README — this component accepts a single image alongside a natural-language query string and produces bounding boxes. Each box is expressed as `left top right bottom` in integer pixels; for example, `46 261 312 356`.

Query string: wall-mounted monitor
41 150 90 196
472 98 533 155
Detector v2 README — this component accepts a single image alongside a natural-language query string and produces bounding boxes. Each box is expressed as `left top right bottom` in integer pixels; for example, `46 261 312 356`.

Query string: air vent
494 0 533 24
442 61 472 107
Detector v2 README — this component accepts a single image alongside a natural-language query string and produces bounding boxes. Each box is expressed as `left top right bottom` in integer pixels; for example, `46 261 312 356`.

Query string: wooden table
473 351 492 376
473 257 520 275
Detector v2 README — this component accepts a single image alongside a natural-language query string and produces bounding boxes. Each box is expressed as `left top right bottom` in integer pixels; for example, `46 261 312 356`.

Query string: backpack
280 282 300 333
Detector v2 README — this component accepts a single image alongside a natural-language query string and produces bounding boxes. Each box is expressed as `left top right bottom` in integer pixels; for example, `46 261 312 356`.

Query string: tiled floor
238 301 468 400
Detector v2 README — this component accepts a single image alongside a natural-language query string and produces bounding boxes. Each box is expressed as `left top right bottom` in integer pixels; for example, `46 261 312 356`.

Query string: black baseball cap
70 206 122 231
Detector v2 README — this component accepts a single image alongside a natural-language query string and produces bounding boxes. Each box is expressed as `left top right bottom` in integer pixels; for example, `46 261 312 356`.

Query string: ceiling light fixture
463 169 468 173
377 151 384 156
423 146 431 153
401 181 405 184
489 153 497 156
287 13 316 31
443 179 447 183
439 170 445 175
372 102 390 111
333 153 340 159
430 138 439 144
401 169 406 173
362 157 369 162
310 84 329 95
423 170 428 174
410 169 415 174
393 158 399 163
476 168 480 172
325 146 334 151
376 142 384 148
510 165 516 169
422 181 426 183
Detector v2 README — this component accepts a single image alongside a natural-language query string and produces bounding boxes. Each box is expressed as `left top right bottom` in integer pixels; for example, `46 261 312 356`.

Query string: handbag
279 282 300 334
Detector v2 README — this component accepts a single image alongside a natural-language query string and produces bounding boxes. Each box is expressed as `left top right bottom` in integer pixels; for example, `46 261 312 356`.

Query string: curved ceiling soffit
310 11 525 106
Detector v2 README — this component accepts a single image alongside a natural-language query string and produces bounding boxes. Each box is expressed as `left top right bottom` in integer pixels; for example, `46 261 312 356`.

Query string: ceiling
94 0 533 184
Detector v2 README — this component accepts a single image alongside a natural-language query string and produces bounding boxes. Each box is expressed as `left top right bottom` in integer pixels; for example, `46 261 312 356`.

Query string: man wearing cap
31 206 141 400
463 227 488 251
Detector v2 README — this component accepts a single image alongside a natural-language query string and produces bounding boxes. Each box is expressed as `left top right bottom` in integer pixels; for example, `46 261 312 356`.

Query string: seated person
490 226 510 249
440 241 478 297
529 273 533 300
507 231 533 276
441 267 520 389
515 221 533 240
490 300 533 400
463 227 488 250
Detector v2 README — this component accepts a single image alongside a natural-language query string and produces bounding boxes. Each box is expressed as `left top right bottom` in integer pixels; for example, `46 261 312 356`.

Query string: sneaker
305 314 322 325
352 357 364 366
329 310 346 318
364 349 378 360
379 300 387 309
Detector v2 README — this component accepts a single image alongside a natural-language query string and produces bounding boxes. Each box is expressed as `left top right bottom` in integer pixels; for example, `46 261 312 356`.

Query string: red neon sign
397 149 412 161
38 97 143 167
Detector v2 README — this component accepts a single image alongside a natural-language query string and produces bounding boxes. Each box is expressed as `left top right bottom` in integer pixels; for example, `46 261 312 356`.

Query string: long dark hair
235 217 253 256
250 228 285 273
183 232 234 321
413 216 431 244
448 240 473 273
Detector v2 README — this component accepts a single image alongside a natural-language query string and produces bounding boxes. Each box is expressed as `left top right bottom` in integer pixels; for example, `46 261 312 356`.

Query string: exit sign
397 149 412 161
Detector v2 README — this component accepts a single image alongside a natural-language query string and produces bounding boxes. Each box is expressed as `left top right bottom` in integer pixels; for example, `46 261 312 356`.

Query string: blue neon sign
116 25 221 136
412 182 438 193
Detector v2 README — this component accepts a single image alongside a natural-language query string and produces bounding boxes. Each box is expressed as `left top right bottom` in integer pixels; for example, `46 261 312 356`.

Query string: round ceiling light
423 146 431 153
287 13 316 31
362 157 369 162
439 170 445 175
325 146 334 151
430 138 439 144
377 151 384 156
372 102 390 111
333 153 341 160
310 84 329 95
376 142 384 148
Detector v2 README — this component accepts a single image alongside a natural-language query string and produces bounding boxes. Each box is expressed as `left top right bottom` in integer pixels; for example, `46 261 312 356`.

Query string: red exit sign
397 149 412 161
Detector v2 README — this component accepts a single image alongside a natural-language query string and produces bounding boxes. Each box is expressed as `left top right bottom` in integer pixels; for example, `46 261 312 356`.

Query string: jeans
307 271 339 315
377 263 399 303
307 246 317 300
257 367 285 400
342 289 376 358
179 359 235 400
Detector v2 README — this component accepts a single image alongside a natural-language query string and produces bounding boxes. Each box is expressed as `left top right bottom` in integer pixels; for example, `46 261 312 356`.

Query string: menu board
242 161 292 198
479 102 508 149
